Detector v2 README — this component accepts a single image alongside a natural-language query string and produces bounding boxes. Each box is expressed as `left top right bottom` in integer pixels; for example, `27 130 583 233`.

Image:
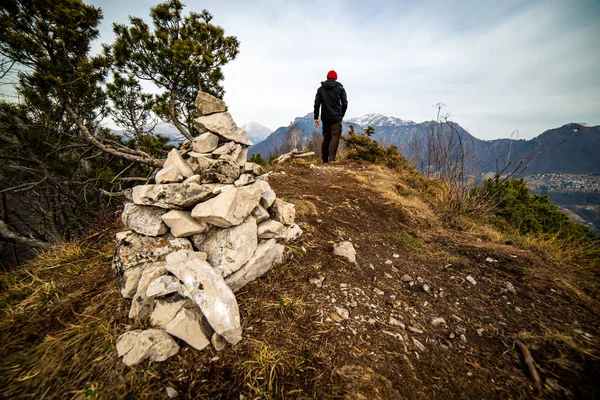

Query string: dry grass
0 235 136 399
239 339 293 398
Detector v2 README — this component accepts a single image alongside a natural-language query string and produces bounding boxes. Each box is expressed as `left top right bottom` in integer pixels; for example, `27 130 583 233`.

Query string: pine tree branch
65 104 163 168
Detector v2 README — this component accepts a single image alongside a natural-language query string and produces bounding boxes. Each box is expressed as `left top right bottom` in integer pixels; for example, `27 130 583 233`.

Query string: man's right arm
340 87 348 117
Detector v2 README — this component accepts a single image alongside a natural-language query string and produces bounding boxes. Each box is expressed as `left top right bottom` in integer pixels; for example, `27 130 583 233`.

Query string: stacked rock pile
113 92 302 366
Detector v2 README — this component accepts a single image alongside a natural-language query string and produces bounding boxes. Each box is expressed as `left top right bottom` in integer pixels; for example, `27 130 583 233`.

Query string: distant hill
249 113 600 175
241 122 272 145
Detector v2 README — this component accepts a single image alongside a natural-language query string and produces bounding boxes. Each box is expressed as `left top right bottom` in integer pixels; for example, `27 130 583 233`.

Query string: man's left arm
340 88 348 117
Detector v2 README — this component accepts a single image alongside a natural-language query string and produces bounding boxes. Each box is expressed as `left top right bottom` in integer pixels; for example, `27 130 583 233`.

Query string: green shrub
482 177 598 244
341 130 409 170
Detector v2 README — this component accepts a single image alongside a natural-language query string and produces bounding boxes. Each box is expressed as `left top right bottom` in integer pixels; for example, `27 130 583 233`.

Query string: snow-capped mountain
241 122 273 145
346 113 415 127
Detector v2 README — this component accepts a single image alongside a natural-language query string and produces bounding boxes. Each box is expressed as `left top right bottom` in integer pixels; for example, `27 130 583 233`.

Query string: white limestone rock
251 205 270 223
213 142 242 161
270 199 295 226
198 217 258 277
183 174 201 184
237 147 249 165
121 203 168 237
129 262 168 321
188 154 217 174
116 329 179 366
257 219 286 239
254 180 276 209
201 159 242 184
244 162 265 176
113 231 192 296
191 132 219 153
283 224 303 243
234 173 255 187
226 239 284 293
191 183 262 228
132 182 219 209
193 112 252 145
333 241 357 264
161 210 208 237
211 332 227 351
146 275 183 297
155 164 184 184
194 91 227 116
150 298 193 328
165 250 242 345
164 148 194 178
165 307 212 351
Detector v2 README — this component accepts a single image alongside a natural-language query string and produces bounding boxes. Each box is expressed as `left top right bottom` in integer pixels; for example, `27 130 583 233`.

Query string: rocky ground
1 160 599 399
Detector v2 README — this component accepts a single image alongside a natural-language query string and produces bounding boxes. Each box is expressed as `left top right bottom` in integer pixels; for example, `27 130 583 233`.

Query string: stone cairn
112 92 302 366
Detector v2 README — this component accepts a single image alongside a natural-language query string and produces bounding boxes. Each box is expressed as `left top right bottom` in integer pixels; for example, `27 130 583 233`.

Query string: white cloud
79 0 600 138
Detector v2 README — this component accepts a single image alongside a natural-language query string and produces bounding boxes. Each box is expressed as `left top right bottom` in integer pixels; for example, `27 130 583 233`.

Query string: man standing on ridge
314 70 348 163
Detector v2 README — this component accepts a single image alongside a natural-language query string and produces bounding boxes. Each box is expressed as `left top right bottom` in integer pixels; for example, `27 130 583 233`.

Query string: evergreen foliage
342 128 409 170
483 177 599 244
248 153 267 167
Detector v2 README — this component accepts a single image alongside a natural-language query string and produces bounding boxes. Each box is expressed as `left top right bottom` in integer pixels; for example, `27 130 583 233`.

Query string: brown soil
1 161 599 399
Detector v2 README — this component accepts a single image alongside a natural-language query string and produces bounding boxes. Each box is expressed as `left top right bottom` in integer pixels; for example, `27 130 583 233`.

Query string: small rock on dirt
335 307 349 320
422 284 431 294
393 253 400 258
333 241 357 263
430 317 446 326
476 328 484 336
373 288 385 296
166 387 179 399
389 316 405 329
466 275 477 285
401 274 414 283
485 257 498 263
505 281 517 295
385 260 393 265
309 276 325 288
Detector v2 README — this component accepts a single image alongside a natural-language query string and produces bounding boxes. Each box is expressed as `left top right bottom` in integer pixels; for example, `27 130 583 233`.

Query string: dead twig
514 339 542 392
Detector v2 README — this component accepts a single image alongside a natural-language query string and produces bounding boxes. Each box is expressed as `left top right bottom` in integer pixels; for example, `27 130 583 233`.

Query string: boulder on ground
226 239 284 293
166 307 212 350
270 199 295 226
116 329 179 366
161 210 208 237
155 164 184 184
191 183 262 228
132 182 219 209
121 203 168 237
194 91 227 116
191 132 219 153
193 112 251 145
333 241 357 264
198 217 258 277
165 250 242 344
164 148 194 178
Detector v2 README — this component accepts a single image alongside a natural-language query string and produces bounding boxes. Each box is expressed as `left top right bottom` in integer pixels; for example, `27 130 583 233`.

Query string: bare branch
0 220 55 249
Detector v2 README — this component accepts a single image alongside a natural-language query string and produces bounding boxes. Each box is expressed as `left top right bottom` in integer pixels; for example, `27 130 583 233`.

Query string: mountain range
248 113 600 175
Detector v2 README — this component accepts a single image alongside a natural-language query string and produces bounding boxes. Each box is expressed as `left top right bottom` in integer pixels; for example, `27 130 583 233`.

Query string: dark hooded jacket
314 79 348 123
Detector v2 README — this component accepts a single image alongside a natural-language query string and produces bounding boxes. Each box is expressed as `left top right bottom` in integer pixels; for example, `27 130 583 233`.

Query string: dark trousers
322 120 342 162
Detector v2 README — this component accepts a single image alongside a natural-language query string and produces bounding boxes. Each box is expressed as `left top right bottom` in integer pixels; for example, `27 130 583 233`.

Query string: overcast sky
88 0 600 139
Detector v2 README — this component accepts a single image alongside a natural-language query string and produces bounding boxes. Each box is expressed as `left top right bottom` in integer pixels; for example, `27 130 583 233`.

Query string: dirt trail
236 162 599 399
2 161 598 399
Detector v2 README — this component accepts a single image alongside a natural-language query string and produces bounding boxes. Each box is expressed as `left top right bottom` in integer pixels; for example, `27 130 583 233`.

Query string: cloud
76 0 600 138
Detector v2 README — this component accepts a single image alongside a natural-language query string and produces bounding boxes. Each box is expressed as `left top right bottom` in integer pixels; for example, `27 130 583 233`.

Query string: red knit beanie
327 70 337 80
